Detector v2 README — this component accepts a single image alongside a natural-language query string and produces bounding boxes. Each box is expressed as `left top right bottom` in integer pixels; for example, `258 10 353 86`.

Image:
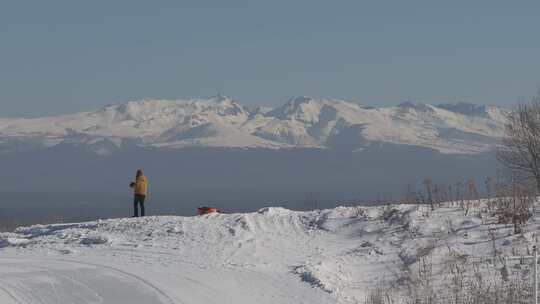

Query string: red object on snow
197 207 220 215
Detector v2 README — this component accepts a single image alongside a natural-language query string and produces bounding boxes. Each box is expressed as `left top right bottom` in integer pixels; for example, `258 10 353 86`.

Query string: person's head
136 169 143 178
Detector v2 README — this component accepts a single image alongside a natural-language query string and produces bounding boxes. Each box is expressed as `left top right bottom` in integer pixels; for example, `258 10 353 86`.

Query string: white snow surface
1 202 537 303
0 96 509 154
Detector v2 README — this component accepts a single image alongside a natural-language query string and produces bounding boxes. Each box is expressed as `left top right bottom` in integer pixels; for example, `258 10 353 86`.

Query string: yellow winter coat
134 175 148 196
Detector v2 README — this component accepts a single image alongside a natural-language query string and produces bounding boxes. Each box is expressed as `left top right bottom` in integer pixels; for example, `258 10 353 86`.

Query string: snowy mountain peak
207 93 235 103
437 102 510 121
286 96 317 108
437 102 489 116
267 96 361 121
96 96 250 122
267 96 318 119
398 101 436 112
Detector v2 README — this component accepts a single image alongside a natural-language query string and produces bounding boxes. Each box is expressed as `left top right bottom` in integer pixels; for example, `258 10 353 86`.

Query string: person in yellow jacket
129 169 148 217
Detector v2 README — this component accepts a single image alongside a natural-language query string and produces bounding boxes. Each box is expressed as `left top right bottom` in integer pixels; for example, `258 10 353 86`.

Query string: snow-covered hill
0 96 509 154
0 203 537 303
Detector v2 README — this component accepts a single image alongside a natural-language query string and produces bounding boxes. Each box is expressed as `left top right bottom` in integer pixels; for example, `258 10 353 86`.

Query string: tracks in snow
0 256 180 304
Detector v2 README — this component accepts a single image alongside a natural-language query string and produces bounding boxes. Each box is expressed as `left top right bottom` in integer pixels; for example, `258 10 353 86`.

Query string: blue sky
1 1 540 117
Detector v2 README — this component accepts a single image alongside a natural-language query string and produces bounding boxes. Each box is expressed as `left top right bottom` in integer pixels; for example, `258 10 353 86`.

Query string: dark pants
133 194 146 217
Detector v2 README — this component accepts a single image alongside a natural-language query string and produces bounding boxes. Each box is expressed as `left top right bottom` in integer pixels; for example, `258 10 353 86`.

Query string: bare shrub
493 172 534 234
364 288 398 304
484 176 496 212
497 91 540 194
464 179 479 216
423 178 435 211
402 184 419 205
365 256 531 304
455 181 464 209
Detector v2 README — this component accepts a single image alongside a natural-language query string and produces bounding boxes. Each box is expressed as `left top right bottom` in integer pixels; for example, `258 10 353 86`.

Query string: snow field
1 201 538 303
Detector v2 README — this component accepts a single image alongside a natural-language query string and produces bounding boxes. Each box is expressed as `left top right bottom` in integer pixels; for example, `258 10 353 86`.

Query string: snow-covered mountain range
0 95 509 155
